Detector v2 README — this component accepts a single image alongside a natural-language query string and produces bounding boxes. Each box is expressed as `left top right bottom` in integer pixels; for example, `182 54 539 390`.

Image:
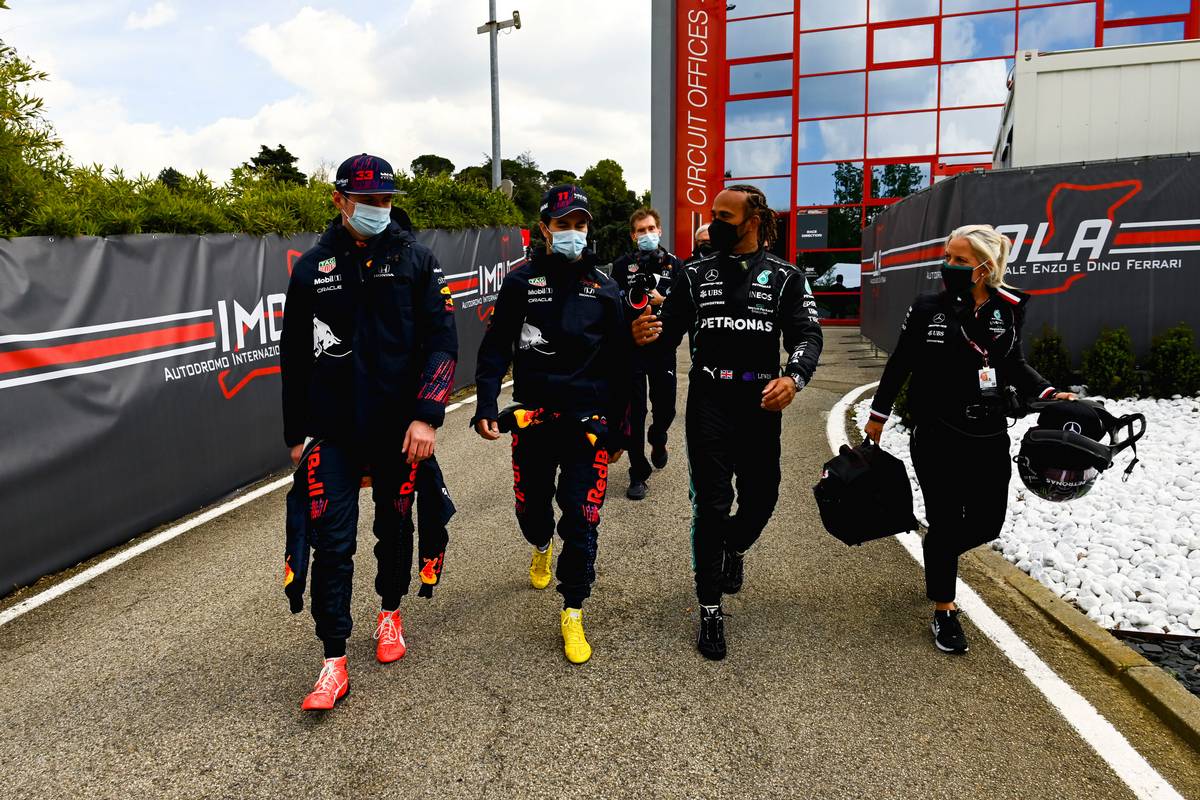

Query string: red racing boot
374 609 408 663
301 656 349 710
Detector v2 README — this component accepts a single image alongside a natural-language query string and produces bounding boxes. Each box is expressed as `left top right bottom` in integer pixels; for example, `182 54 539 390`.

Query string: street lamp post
477 3 521 190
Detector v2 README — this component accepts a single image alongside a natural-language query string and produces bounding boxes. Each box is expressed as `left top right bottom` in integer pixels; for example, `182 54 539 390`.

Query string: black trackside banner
0 227 523 596
860 155 1200 358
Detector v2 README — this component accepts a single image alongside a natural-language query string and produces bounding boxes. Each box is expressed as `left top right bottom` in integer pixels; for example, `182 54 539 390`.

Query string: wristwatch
789 374 804 392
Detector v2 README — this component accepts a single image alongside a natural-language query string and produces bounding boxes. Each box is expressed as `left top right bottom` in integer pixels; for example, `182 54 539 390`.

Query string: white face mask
637 232 660 252
344 200 391 236
551 229 587 260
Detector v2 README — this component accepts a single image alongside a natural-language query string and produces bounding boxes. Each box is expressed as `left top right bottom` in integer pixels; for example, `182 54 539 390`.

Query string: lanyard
959 314 991 367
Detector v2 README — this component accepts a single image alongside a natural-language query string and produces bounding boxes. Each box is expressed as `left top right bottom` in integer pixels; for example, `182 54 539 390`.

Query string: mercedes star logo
1063 421 1083 434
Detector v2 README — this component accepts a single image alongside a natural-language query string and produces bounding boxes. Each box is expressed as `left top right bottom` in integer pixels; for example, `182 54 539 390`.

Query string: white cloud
34 2 654 192
125 2 178 31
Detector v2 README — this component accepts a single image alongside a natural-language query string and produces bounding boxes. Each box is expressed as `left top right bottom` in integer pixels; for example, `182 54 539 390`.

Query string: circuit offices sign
673 0 724 258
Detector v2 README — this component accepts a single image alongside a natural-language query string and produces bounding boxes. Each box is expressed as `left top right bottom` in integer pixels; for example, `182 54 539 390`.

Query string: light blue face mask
345 199 391 237
551 229 588 260
637 232 660 252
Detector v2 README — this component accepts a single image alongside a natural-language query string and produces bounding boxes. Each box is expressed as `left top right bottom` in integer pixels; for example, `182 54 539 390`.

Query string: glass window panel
940 60 1009 107
868 65 937 112
866 112 936 157
726 137 793 177
727 15 795 60
942 11 1016 60
799 26 867 74
1018 4 1097 51
1105 0 1190 14
726 177 791 210
939 106 1004 153
729 60 794 95
1104 22 1187 46
943 0 1014 11
799 72 866 118
830 206 867 247
796 162 866 206
727 0 794 19
938 153 993 165
873 24 935 63
869 162 931 199
869 0 938 22
798 117 865 161
726 97 792 138
800 0 867 30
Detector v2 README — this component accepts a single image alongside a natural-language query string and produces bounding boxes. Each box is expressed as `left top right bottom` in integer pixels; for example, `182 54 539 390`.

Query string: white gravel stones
853 395 1200 634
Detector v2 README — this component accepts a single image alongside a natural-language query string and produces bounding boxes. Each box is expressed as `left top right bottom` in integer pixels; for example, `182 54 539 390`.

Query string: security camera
512 10 521 29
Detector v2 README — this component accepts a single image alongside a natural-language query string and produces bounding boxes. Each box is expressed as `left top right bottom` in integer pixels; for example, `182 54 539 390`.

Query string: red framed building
652 0 1200 278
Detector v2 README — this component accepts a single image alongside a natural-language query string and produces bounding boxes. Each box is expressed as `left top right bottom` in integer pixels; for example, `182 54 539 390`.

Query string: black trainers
650 443 669 469
720 549 744 594
626 481 647 501
697 605 726 660
931 609 969 654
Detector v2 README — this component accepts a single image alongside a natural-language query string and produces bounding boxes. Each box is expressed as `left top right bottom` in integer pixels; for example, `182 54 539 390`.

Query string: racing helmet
1015 399 1145 503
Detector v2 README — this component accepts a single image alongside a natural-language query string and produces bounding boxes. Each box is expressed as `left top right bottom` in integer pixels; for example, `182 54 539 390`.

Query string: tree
411 154 455 178
579 158 641 262
243 143 307 185
828 161 864 250
544 169 577 186
157 167 184 191
455 151 546 224
0 31 68 235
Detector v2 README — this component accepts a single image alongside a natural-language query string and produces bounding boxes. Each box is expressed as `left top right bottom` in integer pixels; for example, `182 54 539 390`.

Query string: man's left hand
761 377 797 411
648 290 665 307
403 420 437 464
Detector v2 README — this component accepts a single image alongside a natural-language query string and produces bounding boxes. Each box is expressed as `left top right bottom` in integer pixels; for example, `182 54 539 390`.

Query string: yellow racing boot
560 608 592 664
529 543 553 590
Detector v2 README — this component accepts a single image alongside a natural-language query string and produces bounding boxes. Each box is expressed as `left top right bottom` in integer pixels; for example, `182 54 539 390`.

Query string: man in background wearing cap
280 154 458 709
610 207 681 501
472 184 631 665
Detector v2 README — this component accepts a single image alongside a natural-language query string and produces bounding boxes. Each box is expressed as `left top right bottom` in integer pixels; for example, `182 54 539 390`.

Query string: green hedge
9 167 523 238
1146 323 1200 397
1081 327 1138 398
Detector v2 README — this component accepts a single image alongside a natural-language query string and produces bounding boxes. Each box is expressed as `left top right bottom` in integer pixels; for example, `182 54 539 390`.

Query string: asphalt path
0 330 1189 799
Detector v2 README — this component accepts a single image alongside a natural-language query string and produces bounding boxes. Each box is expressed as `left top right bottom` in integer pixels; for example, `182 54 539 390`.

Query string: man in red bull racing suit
633 185 823 661
472 184 631 665
280 154 457 710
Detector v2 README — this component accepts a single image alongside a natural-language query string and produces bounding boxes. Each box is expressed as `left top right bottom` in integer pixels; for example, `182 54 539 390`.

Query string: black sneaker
931 609 969 654
720 550 744 594
650 443 669 469
626 481 647 501
697 605 726 661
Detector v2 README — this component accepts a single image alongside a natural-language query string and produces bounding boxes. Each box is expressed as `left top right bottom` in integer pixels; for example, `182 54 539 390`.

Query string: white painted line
1108 245 1200 254
0 309 213 345
0 475 293 628
1118 219 1200 228
0 379 517 627
828 383 1184 800
879 236 948 257
0 342 218 390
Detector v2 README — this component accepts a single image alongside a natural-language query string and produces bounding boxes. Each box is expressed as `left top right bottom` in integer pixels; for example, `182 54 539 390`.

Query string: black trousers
685 381 781 606
303 440 451 646
628 356 678 483
511 414 609 608
910 420 1011 603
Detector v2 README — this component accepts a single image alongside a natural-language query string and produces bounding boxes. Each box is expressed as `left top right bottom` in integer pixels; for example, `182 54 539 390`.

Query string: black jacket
870 285 1057 434
654 248 824 388
472 249 631 442
280 218 458 448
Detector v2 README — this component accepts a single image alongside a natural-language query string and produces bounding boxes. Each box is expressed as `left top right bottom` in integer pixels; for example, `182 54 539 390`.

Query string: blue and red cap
335 153 397 195
539 184 592 222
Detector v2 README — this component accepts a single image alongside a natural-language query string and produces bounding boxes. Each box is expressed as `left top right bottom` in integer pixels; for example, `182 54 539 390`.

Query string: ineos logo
1063 422 1083 434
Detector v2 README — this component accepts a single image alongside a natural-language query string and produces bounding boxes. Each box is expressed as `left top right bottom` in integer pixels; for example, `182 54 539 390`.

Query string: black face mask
707 218 743 256
941 262 978 295
695 242 715 258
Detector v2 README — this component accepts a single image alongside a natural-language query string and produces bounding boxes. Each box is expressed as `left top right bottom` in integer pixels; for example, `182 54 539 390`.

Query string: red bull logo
586 450 609 505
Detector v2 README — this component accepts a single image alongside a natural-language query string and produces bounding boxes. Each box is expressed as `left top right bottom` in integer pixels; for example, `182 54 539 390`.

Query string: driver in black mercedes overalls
632 184 823 661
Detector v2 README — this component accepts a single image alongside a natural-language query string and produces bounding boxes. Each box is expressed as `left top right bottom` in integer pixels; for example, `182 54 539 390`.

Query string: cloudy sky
0 1 653 190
